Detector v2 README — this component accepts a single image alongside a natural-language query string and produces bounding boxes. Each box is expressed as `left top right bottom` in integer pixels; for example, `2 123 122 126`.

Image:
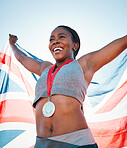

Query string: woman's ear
73 42 79 51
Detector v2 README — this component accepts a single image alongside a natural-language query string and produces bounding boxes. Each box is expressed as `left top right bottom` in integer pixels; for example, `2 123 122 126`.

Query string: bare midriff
35 94 88 138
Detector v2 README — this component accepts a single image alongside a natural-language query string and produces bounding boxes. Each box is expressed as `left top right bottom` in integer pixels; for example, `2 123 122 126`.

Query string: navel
50 124 54 133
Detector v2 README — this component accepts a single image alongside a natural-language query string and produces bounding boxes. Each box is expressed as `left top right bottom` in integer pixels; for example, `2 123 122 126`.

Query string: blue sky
0 0 127 62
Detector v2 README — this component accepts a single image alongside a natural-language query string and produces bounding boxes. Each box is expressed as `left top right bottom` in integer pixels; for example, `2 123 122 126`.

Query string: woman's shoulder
40 61 53 75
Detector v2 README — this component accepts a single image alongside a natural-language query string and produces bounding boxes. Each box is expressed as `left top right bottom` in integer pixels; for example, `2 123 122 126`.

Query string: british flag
0 42 40 148
84 49 127 148
0 42 127 148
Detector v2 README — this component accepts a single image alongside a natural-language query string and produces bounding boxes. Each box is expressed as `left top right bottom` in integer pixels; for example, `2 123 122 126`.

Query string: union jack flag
0 42 40 148
0 41 127 148
84 49 127 148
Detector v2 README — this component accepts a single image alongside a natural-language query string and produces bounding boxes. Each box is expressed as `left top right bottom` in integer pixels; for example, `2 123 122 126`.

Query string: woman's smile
53 47 63 52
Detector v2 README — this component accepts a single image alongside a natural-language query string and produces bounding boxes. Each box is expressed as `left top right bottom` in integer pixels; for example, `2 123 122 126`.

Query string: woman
9 25 127 148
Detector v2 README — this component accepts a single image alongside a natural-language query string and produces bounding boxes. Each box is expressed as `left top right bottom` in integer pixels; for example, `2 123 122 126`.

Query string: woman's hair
55 25 80 59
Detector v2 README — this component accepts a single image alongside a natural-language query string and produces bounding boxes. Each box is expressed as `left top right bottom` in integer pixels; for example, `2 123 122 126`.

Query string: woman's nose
53 38 59 45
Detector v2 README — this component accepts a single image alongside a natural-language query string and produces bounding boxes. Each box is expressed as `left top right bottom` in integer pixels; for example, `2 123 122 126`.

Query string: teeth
54 48 63 52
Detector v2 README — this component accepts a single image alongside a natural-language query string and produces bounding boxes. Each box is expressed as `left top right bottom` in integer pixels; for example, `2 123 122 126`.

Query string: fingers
9 34 18 45
9 34 18 39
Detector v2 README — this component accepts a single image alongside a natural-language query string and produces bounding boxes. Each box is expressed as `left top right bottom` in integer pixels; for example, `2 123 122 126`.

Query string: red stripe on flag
0 53 35 97
0 53 23 80
95 80 127 113
0 53 11 65
0 99 35 124
89 116 127 148
19 72 35 97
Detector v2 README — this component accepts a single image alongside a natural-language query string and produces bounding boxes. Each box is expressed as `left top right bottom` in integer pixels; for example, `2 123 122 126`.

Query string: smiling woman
48 26 80 63
9 25 127 148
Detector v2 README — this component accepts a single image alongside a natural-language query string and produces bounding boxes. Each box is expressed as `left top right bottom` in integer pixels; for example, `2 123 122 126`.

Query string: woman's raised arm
79 35 127 85
9 34 52 76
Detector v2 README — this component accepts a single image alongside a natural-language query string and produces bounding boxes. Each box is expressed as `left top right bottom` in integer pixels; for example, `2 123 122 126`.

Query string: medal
42 98 55 117
42 59 74 117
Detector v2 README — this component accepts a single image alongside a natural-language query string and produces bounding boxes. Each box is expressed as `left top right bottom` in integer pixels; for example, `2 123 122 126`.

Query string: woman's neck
55 58 74 68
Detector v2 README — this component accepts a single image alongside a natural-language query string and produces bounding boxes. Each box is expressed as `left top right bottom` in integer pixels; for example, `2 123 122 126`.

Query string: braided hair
55 25 80 59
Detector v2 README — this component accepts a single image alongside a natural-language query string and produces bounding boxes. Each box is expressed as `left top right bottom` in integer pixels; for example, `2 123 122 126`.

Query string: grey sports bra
33 60 88 108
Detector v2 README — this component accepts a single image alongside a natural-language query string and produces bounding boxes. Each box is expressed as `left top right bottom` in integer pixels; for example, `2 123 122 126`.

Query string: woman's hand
9 34 18 45
8 34 52 76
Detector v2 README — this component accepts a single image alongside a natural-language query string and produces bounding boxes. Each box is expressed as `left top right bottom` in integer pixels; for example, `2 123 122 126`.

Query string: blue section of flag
0 130 25 147
87 49 127 107
0 69 25 94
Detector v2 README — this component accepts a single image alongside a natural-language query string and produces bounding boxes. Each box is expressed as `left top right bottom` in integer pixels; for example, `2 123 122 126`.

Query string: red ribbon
47 59 74 96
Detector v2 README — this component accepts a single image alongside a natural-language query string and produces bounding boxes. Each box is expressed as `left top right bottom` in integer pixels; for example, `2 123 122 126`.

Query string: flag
84 49 127 148
1 41 127 148
0 42 40 148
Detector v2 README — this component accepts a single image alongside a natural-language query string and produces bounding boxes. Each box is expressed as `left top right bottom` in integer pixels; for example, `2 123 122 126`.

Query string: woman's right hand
9 34 18 45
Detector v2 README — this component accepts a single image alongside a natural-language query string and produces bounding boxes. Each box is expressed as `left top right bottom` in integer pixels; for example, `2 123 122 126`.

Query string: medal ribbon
47 59 74 97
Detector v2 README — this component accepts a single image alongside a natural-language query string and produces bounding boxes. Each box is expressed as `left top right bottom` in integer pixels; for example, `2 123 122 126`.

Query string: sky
0 0 127 63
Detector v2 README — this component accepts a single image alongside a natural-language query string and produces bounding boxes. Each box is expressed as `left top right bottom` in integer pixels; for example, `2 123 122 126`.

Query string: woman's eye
59 36 65 39
50 38 54 42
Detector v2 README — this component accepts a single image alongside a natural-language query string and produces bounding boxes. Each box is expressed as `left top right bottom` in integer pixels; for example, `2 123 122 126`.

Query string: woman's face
49 27 75 62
